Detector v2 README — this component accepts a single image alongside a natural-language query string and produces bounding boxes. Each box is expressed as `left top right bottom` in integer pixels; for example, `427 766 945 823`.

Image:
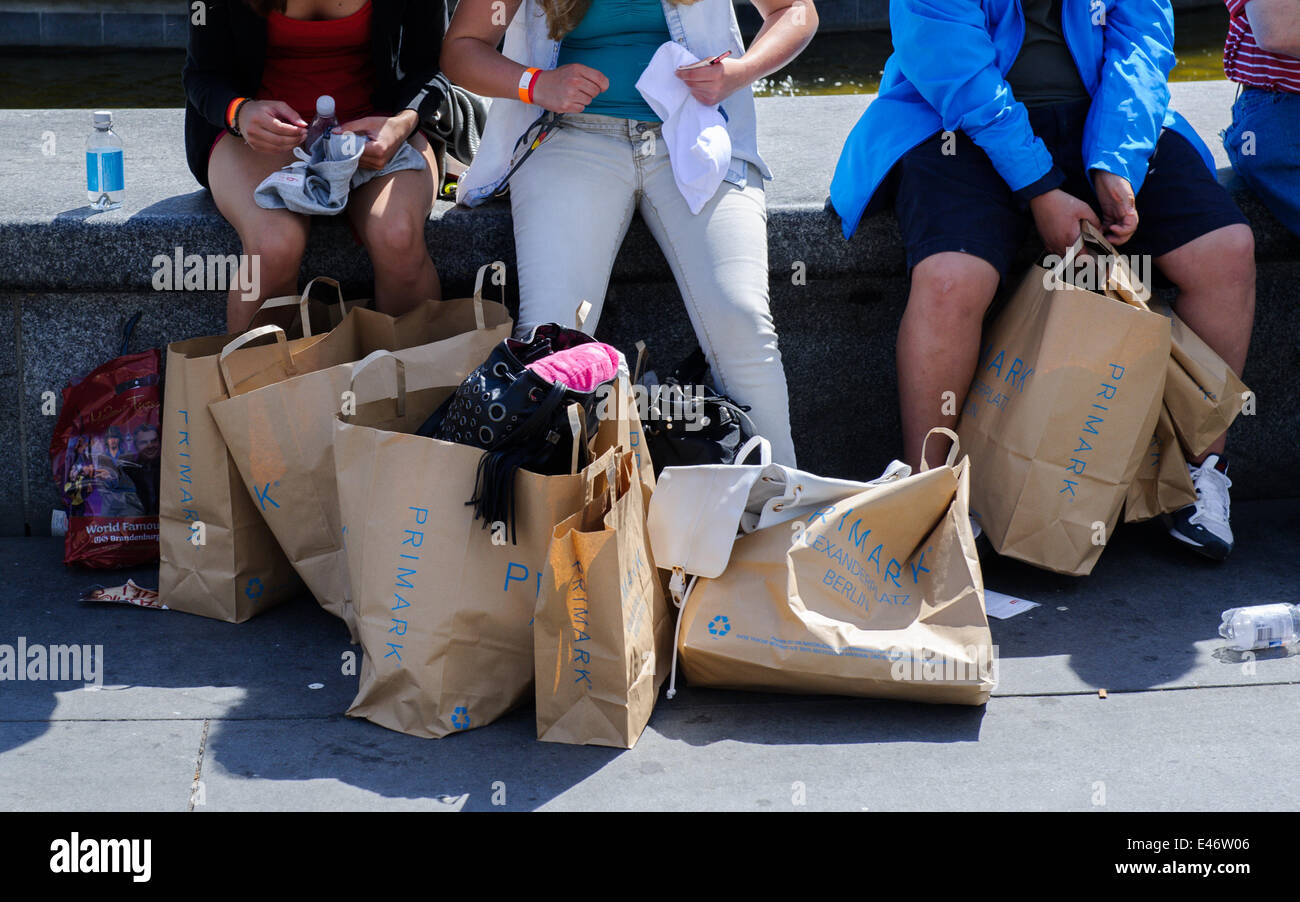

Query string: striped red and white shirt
1224 0 1300 92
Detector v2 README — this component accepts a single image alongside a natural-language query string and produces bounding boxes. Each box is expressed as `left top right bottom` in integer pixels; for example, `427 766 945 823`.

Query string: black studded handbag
416 322 615 540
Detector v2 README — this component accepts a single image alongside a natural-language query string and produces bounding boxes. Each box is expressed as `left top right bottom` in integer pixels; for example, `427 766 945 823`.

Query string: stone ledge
2 88 1297 294
1 85 1297 535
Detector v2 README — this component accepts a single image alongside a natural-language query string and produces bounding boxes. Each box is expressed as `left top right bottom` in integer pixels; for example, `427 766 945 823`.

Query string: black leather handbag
639 345 757 475
417 322 613 540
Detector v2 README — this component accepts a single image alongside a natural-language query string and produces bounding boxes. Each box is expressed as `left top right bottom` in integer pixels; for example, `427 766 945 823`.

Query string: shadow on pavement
2 498 1295 807
982 499 1300 692
650 688 987 747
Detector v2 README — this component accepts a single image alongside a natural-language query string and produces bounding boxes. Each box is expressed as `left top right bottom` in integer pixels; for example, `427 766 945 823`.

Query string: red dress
258 1 377 124
212 1 377 159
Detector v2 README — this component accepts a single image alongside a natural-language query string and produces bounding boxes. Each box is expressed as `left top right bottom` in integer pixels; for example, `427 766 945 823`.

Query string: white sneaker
1165 454 1234 561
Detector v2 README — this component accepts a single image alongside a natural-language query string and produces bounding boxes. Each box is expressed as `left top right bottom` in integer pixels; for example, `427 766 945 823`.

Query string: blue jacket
829 0 1215 238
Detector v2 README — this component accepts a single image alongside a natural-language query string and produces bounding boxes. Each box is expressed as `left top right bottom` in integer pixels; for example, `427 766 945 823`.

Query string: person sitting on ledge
443 0 819 467
183 0 448 331
830 0 1256 561
1222 0 1300 238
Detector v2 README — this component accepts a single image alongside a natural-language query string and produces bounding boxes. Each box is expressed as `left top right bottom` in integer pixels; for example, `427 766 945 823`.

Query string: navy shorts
891 99 1249 280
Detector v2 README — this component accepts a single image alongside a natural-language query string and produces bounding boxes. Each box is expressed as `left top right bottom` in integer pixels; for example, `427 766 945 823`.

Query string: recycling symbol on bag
451 706 470 730
707 615 730 638
245 578 264 600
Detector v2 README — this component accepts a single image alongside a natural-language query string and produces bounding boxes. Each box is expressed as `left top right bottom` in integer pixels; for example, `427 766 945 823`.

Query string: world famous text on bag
50 313 162 568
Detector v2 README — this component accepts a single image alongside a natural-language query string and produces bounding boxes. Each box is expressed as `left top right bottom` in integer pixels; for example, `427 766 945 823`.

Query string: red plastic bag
49 337 163 568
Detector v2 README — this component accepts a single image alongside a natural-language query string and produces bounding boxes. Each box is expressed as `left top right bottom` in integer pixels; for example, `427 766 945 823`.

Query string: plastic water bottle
1219 603 1300 651
85 110 124 211
303 95 338 150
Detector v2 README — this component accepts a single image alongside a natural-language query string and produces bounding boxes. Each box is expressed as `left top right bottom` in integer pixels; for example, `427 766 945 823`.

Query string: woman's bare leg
207 134 311 332
345 131 441 316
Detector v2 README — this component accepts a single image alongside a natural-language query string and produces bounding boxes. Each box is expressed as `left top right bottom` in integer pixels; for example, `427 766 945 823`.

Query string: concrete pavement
1 498 1297 811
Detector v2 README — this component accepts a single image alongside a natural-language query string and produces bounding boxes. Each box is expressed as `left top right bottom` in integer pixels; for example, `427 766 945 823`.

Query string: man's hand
1030 188 1101 257
532 64 609 113
1091 170 1139 246
239 100 307 153
335 112 418 170
675 57 752 106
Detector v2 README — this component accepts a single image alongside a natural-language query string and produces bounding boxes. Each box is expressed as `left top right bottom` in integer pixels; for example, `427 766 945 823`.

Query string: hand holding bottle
238 100 307 153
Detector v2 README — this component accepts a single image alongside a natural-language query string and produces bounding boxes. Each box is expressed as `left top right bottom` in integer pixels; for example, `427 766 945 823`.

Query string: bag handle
471 261 506 331
247 293 305 330
1047 220 1150 310
297 276 348 336
346 349 406 419
119 311 143 357
735 435 772 467
919 426 961 472
665 571 699 700
566 403 591 475
632 340 649 386
218 324 296 395
583 437 621 509
250 278 347 338
1078 221 1149 308
575 300 592 332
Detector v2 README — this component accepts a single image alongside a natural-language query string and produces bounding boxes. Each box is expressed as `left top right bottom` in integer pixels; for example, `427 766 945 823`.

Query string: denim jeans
508 112 796 465
1224 86 1300 238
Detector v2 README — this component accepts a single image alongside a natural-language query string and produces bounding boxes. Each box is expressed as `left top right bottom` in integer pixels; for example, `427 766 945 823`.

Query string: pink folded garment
526 341 620 392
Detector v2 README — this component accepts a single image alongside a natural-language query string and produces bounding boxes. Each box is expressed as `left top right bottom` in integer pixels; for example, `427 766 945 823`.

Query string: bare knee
241 225 307 287
363 214 428 271
908 253 999 326
1172 225 1255 286
1214 224 1257 293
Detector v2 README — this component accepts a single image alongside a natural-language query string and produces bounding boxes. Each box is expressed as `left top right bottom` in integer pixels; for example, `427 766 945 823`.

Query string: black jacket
183 0 447 188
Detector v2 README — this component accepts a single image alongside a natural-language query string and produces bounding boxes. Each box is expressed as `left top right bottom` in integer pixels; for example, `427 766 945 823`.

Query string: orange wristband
517 68 541 104
226 96 247 129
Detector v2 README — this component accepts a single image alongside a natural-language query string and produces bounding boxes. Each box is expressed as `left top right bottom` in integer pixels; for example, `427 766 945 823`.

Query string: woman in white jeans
444 0 817 466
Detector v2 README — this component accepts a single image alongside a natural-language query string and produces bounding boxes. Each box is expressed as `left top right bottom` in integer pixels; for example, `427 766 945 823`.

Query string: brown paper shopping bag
158 292 338 622
208 263 513 640
676 430 994 705
1152 301 1251 460
1124 404 1197 523
535 449 672 748
956 222 1171 575
333 353 630 739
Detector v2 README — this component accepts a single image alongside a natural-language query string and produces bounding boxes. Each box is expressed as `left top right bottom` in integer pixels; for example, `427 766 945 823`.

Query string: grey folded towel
254 132 427 215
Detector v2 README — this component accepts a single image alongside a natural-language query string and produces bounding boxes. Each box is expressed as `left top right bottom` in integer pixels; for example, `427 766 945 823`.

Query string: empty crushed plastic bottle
303 95 338 150
1219 603 1300 651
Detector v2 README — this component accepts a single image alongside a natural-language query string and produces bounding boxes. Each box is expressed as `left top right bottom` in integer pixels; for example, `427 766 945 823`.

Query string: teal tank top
556 0 669 122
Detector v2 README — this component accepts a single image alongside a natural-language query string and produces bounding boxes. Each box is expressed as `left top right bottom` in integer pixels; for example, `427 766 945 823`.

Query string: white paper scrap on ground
984 589 1041 620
